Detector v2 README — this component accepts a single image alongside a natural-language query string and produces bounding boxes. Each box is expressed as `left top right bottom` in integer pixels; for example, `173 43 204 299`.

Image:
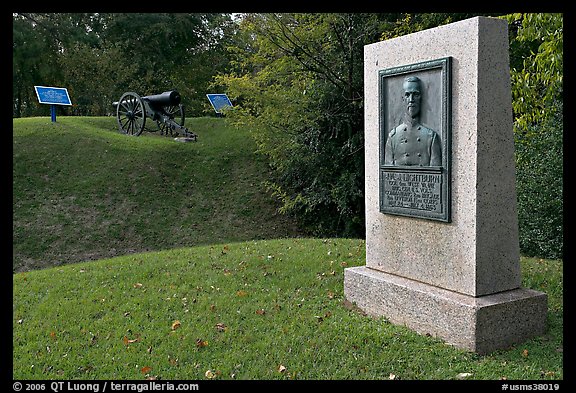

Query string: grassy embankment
13 116 302 273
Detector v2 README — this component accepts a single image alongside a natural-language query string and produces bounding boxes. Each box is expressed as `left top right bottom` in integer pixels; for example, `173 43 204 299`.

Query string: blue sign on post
34 86 72 122
206 94 233 115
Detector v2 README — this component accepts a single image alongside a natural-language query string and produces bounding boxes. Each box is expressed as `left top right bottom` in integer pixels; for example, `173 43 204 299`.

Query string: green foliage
13 238 562 380
503 13 563 258
218 13 502 238
503 13 563 133
12 13 235 117
217 13 391 237
220 12 564 256
13 14 62 117
380 13 501 41
58 42 137 116
515 100 563 259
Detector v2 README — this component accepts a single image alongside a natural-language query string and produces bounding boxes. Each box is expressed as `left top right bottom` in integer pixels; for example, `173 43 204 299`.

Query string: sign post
206 93 233 117
34 86 72 122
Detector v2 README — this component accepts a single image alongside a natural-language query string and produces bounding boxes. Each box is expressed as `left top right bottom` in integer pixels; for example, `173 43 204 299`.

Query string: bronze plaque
379 57 451 222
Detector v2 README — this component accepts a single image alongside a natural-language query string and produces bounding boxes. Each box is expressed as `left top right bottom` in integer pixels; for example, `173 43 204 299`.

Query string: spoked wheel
158 104 185 136
116 92 146 136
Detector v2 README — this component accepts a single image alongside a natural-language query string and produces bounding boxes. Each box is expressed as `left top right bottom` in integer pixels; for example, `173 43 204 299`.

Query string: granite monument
344 16 548 354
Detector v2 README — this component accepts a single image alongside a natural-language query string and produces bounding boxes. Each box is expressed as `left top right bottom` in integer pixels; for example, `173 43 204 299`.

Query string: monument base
344 266 547 354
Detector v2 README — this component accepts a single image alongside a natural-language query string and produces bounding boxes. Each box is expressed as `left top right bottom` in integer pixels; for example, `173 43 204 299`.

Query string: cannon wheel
158 104 185 136
116 92 146 136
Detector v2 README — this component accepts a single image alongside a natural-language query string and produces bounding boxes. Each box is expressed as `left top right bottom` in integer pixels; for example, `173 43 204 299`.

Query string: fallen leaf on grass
196 339 208 348
456 372 473 379
522 349 529 357
205 370 220 379
141 366 152 374
389 373 398 380
50 331 57 340
133 283 143 289
256 309 266 315
171 320 181 331
278 365 286 373
123 335 141 345
236 290 248 297
215 323 227 332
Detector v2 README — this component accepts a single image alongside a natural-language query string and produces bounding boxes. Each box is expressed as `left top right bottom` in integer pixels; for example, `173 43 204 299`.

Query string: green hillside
13 116 303 272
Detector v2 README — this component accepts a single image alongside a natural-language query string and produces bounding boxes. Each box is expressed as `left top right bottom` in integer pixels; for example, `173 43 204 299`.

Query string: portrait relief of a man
379 57 451 222
384 76 442 166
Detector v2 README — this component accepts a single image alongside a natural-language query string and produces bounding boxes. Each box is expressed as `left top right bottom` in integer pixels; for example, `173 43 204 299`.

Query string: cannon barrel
143 90 181 107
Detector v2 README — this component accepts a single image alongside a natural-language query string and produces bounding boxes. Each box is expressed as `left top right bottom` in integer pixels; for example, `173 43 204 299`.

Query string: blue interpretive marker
206 93 233 115
34 86 72 122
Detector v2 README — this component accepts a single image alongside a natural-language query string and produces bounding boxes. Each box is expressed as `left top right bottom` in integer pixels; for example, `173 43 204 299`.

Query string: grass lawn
12 116 563 381
13 239 562 380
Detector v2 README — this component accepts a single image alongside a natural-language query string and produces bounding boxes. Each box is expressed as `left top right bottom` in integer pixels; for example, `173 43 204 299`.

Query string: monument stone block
344 16 548 354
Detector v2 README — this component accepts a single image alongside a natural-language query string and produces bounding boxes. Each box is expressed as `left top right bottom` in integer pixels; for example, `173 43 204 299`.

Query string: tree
58 42 138 116
99 13 236 115
13 14 63 117
514 98 563 259
503 13 563 133
216 13 493 237
12 13 236 117
13 13 109 117
503 13 563 259
217 13 393 236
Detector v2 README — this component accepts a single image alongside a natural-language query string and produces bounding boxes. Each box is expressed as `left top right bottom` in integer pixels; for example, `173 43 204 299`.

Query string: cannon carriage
113 90 197 140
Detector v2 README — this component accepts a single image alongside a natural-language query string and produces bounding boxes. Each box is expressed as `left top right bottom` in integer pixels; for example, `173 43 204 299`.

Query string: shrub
515 99 563 259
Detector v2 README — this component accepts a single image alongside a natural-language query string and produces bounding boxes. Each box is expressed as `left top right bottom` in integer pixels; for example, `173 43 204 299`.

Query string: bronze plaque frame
378 57 452 222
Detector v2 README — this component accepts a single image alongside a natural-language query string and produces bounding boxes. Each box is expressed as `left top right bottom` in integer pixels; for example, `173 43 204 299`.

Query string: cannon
113 90 197 140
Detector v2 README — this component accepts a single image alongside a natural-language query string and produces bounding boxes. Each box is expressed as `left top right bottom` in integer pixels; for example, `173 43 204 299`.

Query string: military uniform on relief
384 122 442 166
